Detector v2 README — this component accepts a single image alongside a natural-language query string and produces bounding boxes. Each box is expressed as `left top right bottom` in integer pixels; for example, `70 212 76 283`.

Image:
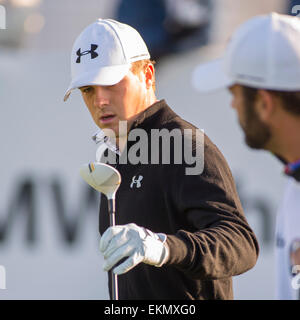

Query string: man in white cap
65 18 258 300
193 12 300 300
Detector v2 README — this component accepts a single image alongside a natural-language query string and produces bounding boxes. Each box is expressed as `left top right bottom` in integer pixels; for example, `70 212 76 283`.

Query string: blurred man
193 12 300 299
64 18 258 300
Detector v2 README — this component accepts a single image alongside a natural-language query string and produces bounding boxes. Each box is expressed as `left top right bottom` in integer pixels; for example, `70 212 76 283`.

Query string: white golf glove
99 223 169 275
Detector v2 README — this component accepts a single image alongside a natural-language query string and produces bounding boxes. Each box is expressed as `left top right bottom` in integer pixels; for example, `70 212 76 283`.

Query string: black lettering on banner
0 179 36 244
235 177 273 245
0 173 273 247
0 177 100 245
50 179 99 244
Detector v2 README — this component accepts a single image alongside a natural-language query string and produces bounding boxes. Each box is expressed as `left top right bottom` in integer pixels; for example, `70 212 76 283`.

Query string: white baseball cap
192 13 300 92
64 19 150 101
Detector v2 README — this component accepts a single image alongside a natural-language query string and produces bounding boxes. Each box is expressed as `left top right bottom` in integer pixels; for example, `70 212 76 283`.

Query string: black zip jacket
99 100 259 300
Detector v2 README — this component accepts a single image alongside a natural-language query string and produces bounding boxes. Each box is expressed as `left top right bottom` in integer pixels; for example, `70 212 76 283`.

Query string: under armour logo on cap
76 44 99 63
130 175 143 189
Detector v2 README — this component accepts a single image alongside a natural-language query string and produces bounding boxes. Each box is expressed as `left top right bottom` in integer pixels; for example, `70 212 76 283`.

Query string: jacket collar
284 159 300 182
130 99 178 131
274 154 300 183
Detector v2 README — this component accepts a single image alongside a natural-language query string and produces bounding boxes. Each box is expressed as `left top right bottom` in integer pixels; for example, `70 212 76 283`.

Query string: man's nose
93 86 109 108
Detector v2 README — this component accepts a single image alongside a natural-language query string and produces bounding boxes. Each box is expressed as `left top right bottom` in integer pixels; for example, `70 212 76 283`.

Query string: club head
80 162 121 199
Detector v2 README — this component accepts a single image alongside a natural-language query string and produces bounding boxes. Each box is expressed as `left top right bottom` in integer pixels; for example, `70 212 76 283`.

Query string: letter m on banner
0 265 6 289
0 5 6 29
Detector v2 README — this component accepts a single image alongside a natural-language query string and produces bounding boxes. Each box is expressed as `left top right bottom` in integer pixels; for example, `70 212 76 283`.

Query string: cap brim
192 59 234 93
63 64 131 101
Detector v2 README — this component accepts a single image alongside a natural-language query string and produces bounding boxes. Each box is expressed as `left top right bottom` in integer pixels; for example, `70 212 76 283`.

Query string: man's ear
256 90 276 122
144 63 154 89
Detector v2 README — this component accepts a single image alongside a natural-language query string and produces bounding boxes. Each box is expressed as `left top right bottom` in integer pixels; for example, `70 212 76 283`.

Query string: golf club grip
107 198 118 300
108 199 116 225
110 271 118 300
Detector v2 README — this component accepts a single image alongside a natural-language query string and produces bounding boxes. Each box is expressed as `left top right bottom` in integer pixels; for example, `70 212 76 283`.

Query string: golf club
80 161 121 300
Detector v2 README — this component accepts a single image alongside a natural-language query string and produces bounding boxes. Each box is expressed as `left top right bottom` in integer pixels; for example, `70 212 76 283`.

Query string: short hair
241 86 300 116
131 59 156 92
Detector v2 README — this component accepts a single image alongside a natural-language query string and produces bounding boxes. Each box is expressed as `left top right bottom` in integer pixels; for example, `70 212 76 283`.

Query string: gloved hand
99 223 169 275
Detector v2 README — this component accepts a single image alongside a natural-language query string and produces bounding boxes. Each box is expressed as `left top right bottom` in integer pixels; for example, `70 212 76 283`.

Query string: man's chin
99 122 128 139
242 120 271 150
244 135 269 150
99 124 118 138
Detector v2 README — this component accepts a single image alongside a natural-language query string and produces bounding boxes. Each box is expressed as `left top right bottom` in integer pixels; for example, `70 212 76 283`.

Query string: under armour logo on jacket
76 44 98 63
130 175 143 188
